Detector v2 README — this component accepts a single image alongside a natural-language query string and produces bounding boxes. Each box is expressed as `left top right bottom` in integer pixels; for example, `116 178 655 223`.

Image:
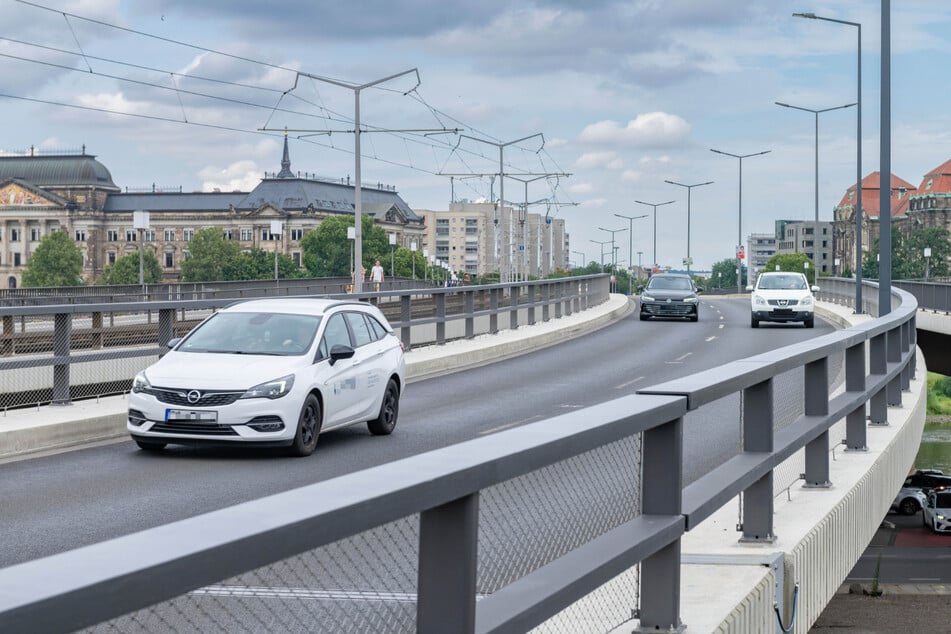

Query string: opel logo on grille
778 299 788 306
186 390 202 404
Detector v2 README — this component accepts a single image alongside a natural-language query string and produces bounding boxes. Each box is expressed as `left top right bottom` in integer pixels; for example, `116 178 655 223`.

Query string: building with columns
0 139 425 288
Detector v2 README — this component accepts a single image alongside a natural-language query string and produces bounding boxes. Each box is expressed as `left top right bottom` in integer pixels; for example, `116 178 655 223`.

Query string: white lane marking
479 415 543 435
615 376 645 389
719 315 724 320
705 336 717 342
560 403 585 409
719 324 725 329
674 352 691 362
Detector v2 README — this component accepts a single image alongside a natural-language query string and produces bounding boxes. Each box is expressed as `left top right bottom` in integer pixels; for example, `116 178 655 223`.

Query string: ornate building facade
0 139 426 288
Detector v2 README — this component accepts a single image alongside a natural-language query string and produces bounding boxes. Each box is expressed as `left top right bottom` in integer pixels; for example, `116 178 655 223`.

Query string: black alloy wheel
290 394 321 457
367 379 400 436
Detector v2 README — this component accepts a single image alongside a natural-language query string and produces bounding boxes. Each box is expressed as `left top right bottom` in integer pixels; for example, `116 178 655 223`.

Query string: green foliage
180 227 243 282
927 373 951 417
300 215 392 277
21 231 84 287
98 250 162 285
862 226 951 280
709 258 747 289
762 252 816 284
229 248 300 280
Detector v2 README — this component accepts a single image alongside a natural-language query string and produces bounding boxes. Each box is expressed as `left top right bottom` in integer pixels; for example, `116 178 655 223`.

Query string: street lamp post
925 247 932 281
793 11 863 312
634 200 675 277
270 220 283 289
615 213 648 295
590 239 610 270
133 210 149 296
775 101 856 273
410 241 417 280
663 180 713 274
710 148 771 293
637 251 643 280
388 233 396 281
572 250 586 268
598 226 627 293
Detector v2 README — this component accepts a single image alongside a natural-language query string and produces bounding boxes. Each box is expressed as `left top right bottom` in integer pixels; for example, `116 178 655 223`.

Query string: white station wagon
128 298 406 456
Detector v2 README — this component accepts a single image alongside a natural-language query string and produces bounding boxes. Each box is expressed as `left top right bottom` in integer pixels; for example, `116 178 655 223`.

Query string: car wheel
289 394 321 457
690 314 699 322
899 497 920 516
639 313 648 321
751 315 759 328
367 378 400 436
134 439 167 452
804 316 814 328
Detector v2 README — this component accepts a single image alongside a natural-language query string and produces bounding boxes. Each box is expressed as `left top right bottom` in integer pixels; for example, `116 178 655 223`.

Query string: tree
98 250 162 285
180 227 242 282
230 248 299 280
21 231 84 287
300 214 391 278
906 227 951 280
710 258 747 289
762 253 816 284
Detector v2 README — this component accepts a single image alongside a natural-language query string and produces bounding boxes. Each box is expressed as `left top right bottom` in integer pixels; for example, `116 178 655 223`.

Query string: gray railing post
554 283 563 319
542 284 551 322
489 288 499 334
464 291 475 340
910 313 918 378
418 493 479 634
527 285 536 325
869 333 888 425
51 312 71 406
573 282 581 313
401 295 412 351
1 314 12 355
92 312 103 349
157 308 175 357
803 357 831 488
845 341 868 451
886 326 902 406
436 293 447 345
900 320 911 390
510 286 519 330
640 416 684 631
563 282 572 316
741 378 775 542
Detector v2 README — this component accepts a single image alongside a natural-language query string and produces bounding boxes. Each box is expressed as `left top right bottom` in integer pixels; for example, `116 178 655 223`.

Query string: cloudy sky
3 0 950 272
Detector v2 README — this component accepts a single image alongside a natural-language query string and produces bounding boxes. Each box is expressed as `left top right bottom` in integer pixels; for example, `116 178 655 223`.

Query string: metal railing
0 276 608 410
0 280 919 633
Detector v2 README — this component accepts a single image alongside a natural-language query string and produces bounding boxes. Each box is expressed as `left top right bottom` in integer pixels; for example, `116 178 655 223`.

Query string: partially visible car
638 274 701 322
127 298 406 457
892 486 926 516
747 271 818 328
921 486 951 533
889 469 951 515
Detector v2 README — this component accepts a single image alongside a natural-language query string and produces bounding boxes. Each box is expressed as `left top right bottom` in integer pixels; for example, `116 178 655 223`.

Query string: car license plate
165 409 218 422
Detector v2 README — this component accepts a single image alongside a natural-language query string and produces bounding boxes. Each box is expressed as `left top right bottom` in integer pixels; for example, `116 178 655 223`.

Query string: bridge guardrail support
845 341 868 451
489 289 499 335
887 327 902 406
509 287 519 331
869 333 888 425
464 291 475 339
527 286 536 326
51 312 71 406
741 378 776 543
542 285 550 323
803 357 831 488
418 493 479 634
435 294 446 345
400 295 412 351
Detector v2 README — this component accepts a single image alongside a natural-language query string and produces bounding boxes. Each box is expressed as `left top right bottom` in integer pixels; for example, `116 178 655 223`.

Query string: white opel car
748 271 819 329
921 486 951 533
128 298 406 456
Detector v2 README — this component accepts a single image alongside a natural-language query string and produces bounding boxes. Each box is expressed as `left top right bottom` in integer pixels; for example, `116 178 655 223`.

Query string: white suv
747 272 818 329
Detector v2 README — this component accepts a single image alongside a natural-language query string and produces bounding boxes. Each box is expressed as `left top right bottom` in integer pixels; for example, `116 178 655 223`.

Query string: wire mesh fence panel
531 565 640 634
81 517 421 634
478 434 643 630
70 356 155 401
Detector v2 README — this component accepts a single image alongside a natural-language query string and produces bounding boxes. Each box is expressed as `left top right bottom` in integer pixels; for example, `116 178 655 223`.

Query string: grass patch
927 372 951 417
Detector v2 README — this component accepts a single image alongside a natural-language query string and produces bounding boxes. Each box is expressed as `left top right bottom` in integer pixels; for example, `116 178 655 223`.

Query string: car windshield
178 312 321 356
934 492 951 508
758 274 806 290
647 277 692 291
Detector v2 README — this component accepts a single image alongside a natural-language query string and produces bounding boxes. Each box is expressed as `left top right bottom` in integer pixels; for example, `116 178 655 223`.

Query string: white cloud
578 113 690 148
568 182 593 194
575 151 623 170
199 160 260 192
582 197 608 208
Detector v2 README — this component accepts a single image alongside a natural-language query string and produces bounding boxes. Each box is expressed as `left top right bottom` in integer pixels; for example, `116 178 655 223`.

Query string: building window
293 252 301 266
183 229 194 242
223 229 234 240
107 230 119 242
183 250 191 260
75 230 86 241
13 253 21 266
126 230 136 242
241 228 253 241
164 252 173 268
144 229 156 241
9 228 18 242
107 252 116 264
261 229 272 241
291 228 303 241
164 229 176 241
30 228 41 241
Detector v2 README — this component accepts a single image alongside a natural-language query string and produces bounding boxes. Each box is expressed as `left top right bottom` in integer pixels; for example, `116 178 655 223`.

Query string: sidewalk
0 294 634 461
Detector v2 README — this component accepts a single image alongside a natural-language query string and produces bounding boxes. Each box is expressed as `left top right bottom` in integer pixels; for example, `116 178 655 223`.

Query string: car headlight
938 514 946 521
684 296 699 303
801 296 814 306
240 375 295 400
641 294 655 302
131 372 151 394
752 294 766 306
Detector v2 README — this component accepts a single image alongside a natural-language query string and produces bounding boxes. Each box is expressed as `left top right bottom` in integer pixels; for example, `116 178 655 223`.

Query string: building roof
913 159 951 196
0 153 118 190
834 172 917 220
103 192 247 212
237 177 422 222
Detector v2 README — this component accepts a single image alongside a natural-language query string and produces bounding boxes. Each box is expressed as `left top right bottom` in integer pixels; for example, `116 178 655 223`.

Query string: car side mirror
811 285 820 293
636 285 644 293
745 285 753 292
166 337 181 349
329 343 355 366
696 287 704 294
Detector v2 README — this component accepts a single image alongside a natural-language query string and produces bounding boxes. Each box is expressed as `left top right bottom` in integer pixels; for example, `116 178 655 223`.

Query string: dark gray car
638 274 700 322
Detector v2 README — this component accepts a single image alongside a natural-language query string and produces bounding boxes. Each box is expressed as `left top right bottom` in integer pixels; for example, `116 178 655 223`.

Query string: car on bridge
127 298 406 457
637 274 701 322
748 271 818 328
891 469 951 515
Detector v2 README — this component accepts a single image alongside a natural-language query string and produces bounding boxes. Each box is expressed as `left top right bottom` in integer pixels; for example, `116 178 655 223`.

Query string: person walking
369 260 385 292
